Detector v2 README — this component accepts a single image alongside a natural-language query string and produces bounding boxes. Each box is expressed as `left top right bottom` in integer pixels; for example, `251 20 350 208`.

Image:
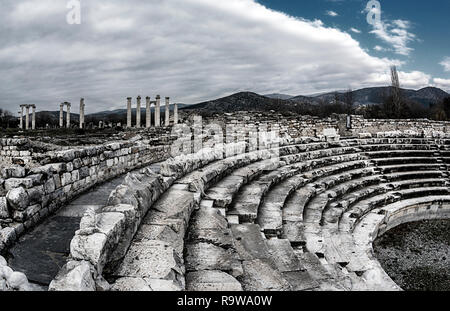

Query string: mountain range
183 86 449 115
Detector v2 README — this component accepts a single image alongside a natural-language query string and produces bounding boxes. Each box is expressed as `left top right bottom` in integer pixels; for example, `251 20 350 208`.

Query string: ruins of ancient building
1 112 449 291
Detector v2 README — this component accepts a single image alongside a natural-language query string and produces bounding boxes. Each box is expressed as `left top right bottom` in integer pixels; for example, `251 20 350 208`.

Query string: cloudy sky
0 0 449 114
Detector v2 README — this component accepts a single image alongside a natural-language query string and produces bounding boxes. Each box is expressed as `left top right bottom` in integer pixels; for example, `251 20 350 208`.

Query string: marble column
146 97 151 128
66 103 71 128
174 103 179 124
60 103 64 128
80 98 85 129
127 97 132 128
165 97 170 126
25 105 30 130
136 96 141 128
19 105 24 129
31 105 36 130
155 95 161 127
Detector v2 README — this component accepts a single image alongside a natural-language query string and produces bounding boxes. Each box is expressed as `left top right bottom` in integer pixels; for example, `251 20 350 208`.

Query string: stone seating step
323 177 446 230
339 186 450 232
229 158 368 224
370 157 438 166
203 145 362 210
230 224 291 291
358 144 435 151
261 167 376 237
378 163 441 173
383 170 444 181
185 206 242 291
266 239 319 291
364 150 436 158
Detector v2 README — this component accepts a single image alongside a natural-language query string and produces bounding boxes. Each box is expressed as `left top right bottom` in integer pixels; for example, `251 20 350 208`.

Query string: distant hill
183 92 308 115
264 93 294 100
182 87 449 115
302 87 449 108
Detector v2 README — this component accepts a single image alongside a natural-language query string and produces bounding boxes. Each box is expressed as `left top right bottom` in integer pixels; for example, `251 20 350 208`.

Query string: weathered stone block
0 197 9 219
6 187 29 211
49 260 96 291
186 270 242 291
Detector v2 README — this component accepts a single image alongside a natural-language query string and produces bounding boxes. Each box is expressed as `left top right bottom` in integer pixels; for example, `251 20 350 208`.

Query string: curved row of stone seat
105 138 354 290
233 138 448 290
334 195 450 290
66 136 449 291
49 142 250 290
295 143 450 290
184 142 373 291
183 142 369 291
186 137 450 291
190 145 376 290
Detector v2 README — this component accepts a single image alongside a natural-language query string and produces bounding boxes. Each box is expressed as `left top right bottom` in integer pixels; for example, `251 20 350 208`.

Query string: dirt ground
373 219 450 291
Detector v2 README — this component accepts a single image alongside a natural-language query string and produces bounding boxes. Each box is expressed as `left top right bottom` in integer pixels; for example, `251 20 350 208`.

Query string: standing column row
18 104 37 130
125 95 178 129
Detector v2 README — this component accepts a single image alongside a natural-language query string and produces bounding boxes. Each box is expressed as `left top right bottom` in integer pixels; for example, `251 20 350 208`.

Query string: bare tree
390 65 402 118
344 88 354 114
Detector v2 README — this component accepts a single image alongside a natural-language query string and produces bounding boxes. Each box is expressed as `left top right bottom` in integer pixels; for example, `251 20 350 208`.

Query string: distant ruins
18 104 36 130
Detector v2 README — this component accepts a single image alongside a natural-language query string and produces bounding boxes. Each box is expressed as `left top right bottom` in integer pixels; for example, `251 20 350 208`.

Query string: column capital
165 97 170 100
127 97 132 101
137 95 141 99
156 95 161 99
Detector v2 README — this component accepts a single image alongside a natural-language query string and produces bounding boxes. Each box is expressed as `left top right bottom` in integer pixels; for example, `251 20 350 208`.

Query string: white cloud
364 3 416 56
374 45 387 52
350 28 361 34
0 0 433 113
433 78 450 91
326 10 338 17
440 57 450 72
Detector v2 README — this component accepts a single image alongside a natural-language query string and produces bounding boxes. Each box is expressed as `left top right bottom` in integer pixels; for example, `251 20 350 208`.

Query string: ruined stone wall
0 139 171 254
350 115 450 136
0 139 34 166
201 112 340 139
200 112 450 138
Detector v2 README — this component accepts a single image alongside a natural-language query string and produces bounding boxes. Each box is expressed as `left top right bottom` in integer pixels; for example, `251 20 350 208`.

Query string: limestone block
6 187 29 211
27 186 44 205
70 233 108 272
95 212 125 246
0 255 6 266
145 279 183 291
44 178 56 194
49 260 96 291
4 178 33 190
102 204 140 262
186 271 242 291
0 227 16 246
113 240 185 289
185 242 240 273
0 197 9 219
60 172 72 187
5 271 30 291
110 277 152 291
240 259 291 291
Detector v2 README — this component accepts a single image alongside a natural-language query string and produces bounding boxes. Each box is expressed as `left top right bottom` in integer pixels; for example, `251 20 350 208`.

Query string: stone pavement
6 172 133 288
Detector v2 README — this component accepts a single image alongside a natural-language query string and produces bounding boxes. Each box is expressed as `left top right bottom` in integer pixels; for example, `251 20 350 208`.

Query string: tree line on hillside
0 109 18 129
361 92 450 120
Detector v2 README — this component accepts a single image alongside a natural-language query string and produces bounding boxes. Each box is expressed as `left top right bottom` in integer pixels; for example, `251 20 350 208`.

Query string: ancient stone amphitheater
0 112 449 291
